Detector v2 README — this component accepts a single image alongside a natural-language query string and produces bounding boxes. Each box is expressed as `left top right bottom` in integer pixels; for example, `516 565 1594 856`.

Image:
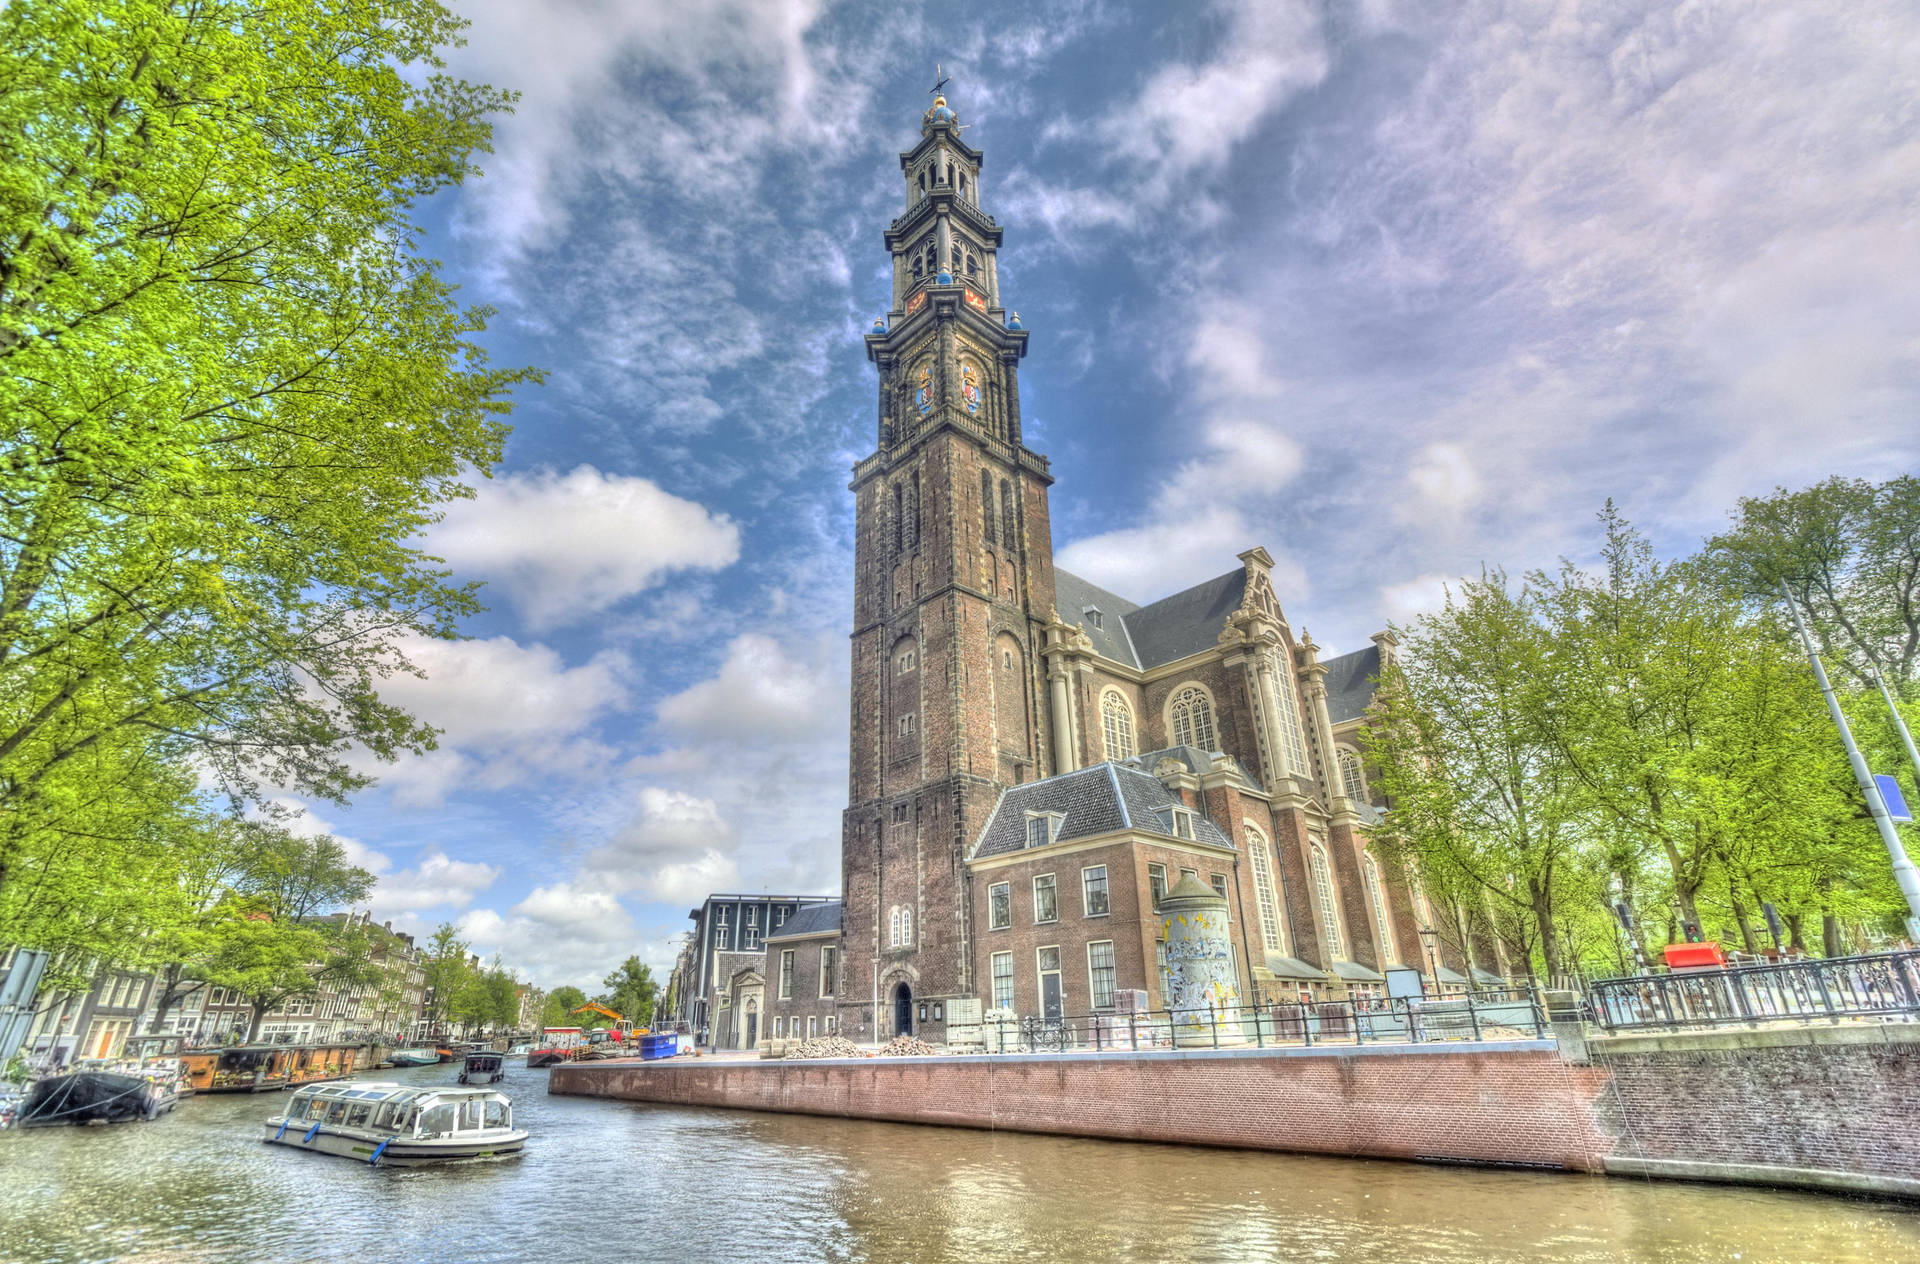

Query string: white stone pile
874 1034 942 1057
783 1036 866 1060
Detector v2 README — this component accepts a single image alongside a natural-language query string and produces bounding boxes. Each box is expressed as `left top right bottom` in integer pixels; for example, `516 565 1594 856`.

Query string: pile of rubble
782 1036 866 1060
874 1033 942 1057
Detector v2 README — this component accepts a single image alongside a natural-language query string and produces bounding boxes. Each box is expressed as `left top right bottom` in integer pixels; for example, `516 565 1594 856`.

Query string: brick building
672 894 835 1048
760 902 843 1050
829 88 1483 1046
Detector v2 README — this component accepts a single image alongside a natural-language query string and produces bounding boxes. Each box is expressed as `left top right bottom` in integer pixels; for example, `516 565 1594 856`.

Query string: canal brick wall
1586 1023 1920 1200
551 1040 1617 1172
554 1024 1920 1199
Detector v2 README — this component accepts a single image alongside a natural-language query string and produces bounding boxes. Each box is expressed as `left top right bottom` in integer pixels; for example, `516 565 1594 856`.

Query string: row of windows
986 865 1110 929
710 904 795 952
988 941 1117 1012
774 946 838 1000
908 242 984 279
770 1014 838 1040
1093 680 1371 805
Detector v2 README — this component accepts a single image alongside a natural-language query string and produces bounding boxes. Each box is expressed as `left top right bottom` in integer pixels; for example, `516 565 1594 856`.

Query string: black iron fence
1587 950 1920 1031
962 989 1547 1055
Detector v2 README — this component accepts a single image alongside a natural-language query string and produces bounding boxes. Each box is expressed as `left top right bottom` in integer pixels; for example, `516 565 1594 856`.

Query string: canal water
3 1060 1918 1263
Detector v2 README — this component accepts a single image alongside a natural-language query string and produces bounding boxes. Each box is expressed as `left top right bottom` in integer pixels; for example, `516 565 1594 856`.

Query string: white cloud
654 633 840 743
582 788 743 903
371 634 630 807
267 801 500 918
458 883 641 989
429 466 739 629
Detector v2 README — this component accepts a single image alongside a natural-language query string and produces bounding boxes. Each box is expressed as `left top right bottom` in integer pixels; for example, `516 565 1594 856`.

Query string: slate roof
767 901 841 940
1330 960 1386 982
1264 954 1326 981
970 762 1237 861
1119 569 1246 668
1052 569 1141 666
1322 643 1382 724
1053 567 1249 671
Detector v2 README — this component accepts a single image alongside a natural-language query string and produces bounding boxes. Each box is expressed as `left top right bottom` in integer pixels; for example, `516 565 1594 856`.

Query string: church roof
1053 566 1247 671
767 901 841 940
1322 642 1383 724
1052 569 1141 666
970 762 1237 861
1122 569 1247 667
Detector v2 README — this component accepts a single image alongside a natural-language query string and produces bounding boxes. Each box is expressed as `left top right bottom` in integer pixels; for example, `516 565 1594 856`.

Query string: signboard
1876 773 1913 824
905 290 927 317
963 287 988 312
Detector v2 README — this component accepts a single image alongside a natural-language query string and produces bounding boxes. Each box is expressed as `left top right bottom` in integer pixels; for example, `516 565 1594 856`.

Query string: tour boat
388 1048 441 1067
263 1082 527 1165
458 1051 505 1084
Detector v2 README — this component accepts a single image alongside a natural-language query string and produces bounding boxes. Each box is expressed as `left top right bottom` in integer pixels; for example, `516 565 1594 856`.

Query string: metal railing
1587 950 1920 1031
952 989 1546 1055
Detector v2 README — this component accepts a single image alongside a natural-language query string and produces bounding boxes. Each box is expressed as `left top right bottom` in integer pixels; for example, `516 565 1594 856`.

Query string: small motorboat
17 1070 172 1127
388 1048 441 1068
525 1047 569 1068
263 1081 527 1165
458 1051 505 1084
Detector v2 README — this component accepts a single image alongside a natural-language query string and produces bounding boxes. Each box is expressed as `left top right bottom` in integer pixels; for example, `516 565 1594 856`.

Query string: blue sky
299 0 1920 988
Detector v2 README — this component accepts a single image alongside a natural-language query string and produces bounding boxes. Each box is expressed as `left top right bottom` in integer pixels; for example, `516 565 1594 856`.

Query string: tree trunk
1786 911 1806 953
1822 910 1843 958
247 1003 267 1043
1530 880 1560 981
1728 888 1758 954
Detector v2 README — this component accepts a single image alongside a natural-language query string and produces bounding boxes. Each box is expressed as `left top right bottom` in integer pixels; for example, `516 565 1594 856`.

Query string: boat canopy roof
286 1081 507 1108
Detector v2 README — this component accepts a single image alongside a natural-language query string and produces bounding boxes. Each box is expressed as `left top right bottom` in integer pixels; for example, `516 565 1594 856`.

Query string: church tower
839 89 1060 1042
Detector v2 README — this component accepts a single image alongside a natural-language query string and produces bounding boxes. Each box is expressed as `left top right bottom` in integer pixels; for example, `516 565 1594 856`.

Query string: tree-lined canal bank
2 1062 1918 1262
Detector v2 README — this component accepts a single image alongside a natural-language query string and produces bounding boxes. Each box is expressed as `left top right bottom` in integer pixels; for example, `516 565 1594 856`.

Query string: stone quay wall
552 1023 1920 1200
1587 1023 1920 1200
551 1040 1615 1171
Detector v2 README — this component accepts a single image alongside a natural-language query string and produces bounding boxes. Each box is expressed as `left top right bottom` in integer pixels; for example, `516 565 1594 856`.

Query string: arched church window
1364 852 1396 963
1308 840 1344 960
1101 691 1135 761
1169 686 1216 751
910 254 923 278
1339 748 1367 802
888 907 900 948
981 470 996 546
1244 825 1286 957
1000 481 1015 549
895 638 917 675
958 171 967 196
1270 662 1310 777
965 251 978 278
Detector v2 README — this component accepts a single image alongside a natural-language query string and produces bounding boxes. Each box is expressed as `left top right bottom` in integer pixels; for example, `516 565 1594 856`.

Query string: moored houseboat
183 1045 299 1093
263 1082 527 1165
388 1048 440 1067
17 1069 173 1127
286 1043 359 1086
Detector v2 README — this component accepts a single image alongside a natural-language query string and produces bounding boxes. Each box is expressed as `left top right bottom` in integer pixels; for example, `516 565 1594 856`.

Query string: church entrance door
893 983 913 1036
743 1003 758 1050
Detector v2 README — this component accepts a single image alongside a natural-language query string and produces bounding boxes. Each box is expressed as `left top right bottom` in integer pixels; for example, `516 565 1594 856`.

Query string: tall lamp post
1780 580 1920 941
1417 925 1440 997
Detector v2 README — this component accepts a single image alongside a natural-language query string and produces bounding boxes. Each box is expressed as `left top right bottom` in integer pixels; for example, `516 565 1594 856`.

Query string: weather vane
931 63 951 98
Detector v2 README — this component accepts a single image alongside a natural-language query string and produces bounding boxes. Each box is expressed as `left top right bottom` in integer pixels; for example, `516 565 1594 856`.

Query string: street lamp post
1417 925 1440 997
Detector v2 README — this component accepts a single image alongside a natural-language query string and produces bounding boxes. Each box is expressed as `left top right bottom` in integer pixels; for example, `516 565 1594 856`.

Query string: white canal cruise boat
263 1082 527 1165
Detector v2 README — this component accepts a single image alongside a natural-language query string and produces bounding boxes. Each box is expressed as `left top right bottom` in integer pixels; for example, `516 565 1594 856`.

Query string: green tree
542 985 589 1030
599 956 658 1027
0 0 533 954
1364 570 1592 981
421 922 473 1036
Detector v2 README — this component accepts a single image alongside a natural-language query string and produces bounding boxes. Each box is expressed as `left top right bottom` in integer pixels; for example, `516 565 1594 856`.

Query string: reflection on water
2 1061 1917 1263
